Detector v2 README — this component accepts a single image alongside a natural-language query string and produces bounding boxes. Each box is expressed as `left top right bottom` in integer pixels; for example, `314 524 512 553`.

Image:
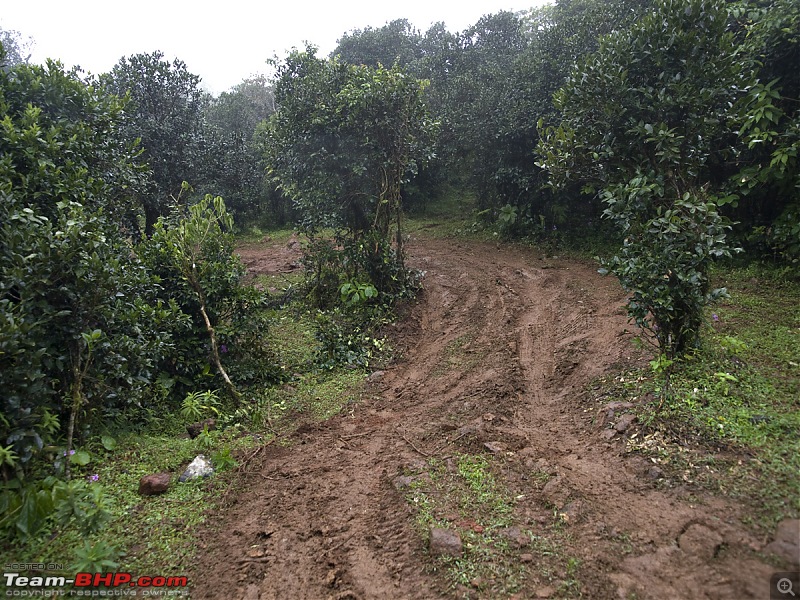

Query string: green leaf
70 450 91 466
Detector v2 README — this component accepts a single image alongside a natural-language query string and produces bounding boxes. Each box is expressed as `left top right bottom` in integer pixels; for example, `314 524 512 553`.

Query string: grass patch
403 453 582 599
597 263 800 529
0 416 257 582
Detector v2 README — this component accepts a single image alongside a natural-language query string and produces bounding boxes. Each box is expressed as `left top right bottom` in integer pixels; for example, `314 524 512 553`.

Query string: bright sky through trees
0 0 544 94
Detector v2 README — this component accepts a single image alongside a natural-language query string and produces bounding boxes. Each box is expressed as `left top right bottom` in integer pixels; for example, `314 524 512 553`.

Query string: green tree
334 19 423 72
539 0 748 356
730 0 800 260
0 27 34 70
101 51 206 235
262 47 436 295
1 60 177 473
200 76 279 225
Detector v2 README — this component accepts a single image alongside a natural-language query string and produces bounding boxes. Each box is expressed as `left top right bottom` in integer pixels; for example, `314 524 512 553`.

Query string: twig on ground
397 431 430 457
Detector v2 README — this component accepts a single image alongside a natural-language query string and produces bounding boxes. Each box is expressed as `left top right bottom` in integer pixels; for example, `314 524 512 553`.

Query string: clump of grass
403 454 581 599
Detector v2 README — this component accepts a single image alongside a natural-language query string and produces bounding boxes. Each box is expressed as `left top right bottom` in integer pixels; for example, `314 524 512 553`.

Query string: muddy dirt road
194 237 778 599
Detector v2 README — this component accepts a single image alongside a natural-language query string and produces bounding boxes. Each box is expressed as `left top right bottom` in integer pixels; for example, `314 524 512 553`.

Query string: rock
179 454 214 482
601 429 617 440
678 523 723 560
542 476 570 509
392 475 416 490
429 527 463 558
614 413 636 434
404 459 428 473
366 370 385 383
605 401 635 412
597 401 635 427
647 466 664 480
520 553 534 563
499 525 529 548
764 519 800 567
560 500 583 523
483 441 506 454
139 472 171 496
187 418 216 439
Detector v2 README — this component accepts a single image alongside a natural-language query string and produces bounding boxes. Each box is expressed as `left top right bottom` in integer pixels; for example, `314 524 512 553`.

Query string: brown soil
193 236 778 599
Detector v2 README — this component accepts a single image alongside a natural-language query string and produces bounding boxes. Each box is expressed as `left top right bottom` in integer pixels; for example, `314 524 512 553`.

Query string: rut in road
193 237 775 600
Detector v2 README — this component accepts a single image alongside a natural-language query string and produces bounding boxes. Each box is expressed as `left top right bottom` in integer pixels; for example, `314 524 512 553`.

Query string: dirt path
193 236 776 599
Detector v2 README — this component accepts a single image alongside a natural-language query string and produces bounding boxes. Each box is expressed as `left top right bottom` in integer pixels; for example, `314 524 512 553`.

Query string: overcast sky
1 0 546 95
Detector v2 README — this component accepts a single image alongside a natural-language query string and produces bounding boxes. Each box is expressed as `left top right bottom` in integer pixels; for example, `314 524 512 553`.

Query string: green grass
403 454 582 599
0 417 256 581
405 191 500 242
603 263 800 529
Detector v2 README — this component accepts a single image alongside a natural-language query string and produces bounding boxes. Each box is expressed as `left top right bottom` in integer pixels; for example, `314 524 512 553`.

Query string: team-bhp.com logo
4 571 188 596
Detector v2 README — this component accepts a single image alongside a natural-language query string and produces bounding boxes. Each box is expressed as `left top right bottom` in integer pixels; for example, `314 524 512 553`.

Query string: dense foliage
2 0 798 555
540 0 747 356
263 47 436 303
100 51 207 234
0 52 267 542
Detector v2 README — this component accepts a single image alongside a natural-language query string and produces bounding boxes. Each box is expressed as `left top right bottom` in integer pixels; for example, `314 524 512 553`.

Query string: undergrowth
0 228 380 587
596 262 800 529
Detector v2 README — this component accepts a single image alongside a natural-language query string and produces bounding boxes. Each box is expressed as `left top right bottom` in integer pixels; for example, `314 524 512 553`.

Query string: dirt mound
192 237 780 599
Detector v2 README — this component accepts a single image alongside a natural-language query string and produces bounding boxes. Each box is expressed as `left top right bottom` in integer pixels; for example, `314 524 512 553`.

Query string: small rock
392 475 416 490
678 523 723 560
139 472 171 496
520 553 534 563
560 500 583 523
601 429 617 440
499 525 529 548
483 441 506 454
404 459 428 473
179 455 214 482
187 418 216 439
597 401 635 427
647 466 664 480
605 401 635 412
764 519 800 567
614 413 636 434
542 476 570 509
367 370 385 383
325 568 339 587
429 527 463 558
470 576 484 588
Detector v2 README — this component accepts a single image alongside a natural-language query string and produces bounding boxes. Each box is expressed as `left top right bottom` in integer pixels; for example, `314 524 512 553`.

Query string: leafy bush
599 179 739 356
540 0 747 357
139 193 275 399
1 59 179 474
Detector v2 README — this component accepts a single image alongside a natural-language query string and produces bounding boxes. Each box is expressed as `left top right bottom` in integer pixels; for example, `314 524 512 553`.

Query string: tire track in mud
193 237 777 600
